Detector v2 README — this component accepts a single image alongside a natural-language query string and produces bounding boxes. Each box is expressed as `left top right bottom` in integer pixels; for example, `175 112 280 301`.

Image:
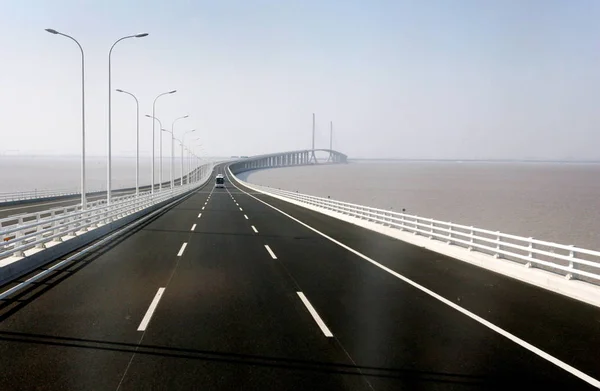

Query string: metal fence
233 172 600 285
0 162 214 261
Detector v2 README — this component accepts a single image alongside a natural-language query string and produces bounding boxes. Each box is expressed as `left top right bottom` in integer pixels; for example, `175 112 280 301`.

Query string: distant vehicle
241 156 249 159
215 174 225 188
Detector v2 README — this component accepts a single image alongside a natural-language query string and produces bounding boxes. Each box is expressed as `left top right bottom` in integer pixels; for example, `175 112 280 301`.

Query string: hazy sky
2 0 600 160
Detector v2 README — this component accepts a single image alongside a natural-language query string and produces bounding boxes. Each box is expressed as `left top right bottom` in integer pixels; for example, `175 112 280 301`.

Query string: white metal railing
0 188 104 203
232 170 600 285
0 162 215 261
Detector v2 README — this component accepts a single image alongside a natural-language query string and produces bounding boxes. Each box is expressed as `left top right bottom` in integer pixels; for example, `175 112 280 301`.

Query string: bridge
0 149 599 390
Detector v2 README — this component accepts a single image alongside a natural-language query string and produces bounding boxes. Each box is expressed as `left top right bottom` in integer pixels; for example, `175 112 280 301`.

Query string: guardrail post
447 223 453 245
565 245 578 280
429 220 434 239
35 212 46 249
525 237 535 268
494 231 501 258
468 226 474 251
14 219 25 256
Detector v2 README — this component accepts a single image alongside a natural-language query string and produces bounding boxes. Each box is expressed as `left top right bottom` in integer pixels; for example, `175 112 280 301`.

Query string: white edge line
251 225 258 233
191 224 197 231
297 292 333 337
177 242 188 257
225 167 600 389
137 287 166 331
264 244 277 259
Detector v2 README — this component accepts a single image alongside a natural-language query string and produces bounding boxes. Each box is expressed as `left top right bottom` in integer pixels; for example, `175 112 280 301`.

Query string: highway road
0 164 599 390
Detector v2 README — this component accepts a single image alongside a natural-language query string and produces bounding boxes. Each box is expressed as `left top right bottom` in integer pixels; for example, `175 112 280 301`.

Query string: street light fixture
152 90 177 193
107 32 148 205
45 28 87 209
116 89 140 196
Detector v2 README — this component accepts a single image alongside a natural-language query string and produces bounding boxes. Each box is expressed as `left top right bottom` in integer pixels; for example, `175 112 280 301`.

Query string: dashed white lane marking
202 206 205 210
197 213 202 218
137 288 166 331
225 168 600 389
191 224 196 231
239 207 243 211
177 242 188 257
264 245 277 259
244 215 248 220
297 292 333 337
251 225 258 234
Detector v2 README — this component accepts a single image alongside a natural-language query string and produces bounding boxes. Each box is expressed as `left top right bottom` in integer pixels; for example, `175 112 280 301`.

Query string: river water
240 162 600 251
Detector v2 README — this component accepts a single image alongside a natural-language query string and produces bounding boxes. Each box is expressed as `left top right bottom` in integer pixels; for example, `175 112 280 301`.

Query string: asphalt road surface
0 164 599 390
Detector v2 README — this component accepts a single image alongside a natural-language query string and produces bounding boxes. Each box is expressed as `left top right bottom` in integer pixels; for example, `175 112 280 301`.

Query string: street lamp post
145 114 163 192
116 89 140 196
171 115 189 188
194 145 204 183
45 28 87 209
161 128 175 189
152 91 177 193
192 138 201 183
182 129 196 184
174 138 184 186
107 32 148 205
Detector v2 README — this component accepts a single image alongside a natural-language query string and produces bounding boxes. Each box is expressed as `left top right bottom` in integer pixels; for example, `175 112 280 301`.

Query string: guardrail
0 162 215 261
231 170 600 285
0 188 106 203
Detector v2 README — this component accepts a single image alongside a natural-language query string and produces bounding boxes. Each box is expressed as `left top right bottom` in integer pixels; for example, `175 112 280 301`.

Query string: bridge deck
0 166 598 390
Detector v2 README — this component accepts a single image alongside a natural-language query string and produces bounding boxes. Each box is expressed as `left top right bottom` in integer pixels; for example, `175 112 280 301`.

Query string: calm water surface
242 162 600 250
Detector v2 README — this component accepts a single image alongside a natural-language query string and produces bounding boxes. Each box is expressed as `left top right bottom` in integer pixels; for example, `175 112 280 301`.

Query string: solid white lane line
251 225 258 233
244 214 248 220
297 292 333 337
177 242 188 257
191 224 197 231
137 288 166 331
264 245 277 259
226 168 600 389
197 213 202 218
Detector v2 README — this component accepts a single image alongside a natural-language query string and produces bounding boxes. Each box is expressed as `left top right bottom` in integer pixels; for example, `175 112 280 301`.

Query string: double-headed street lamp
115 89 140 196
107 33 148 205
152 91 176 192
45 28 87 209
